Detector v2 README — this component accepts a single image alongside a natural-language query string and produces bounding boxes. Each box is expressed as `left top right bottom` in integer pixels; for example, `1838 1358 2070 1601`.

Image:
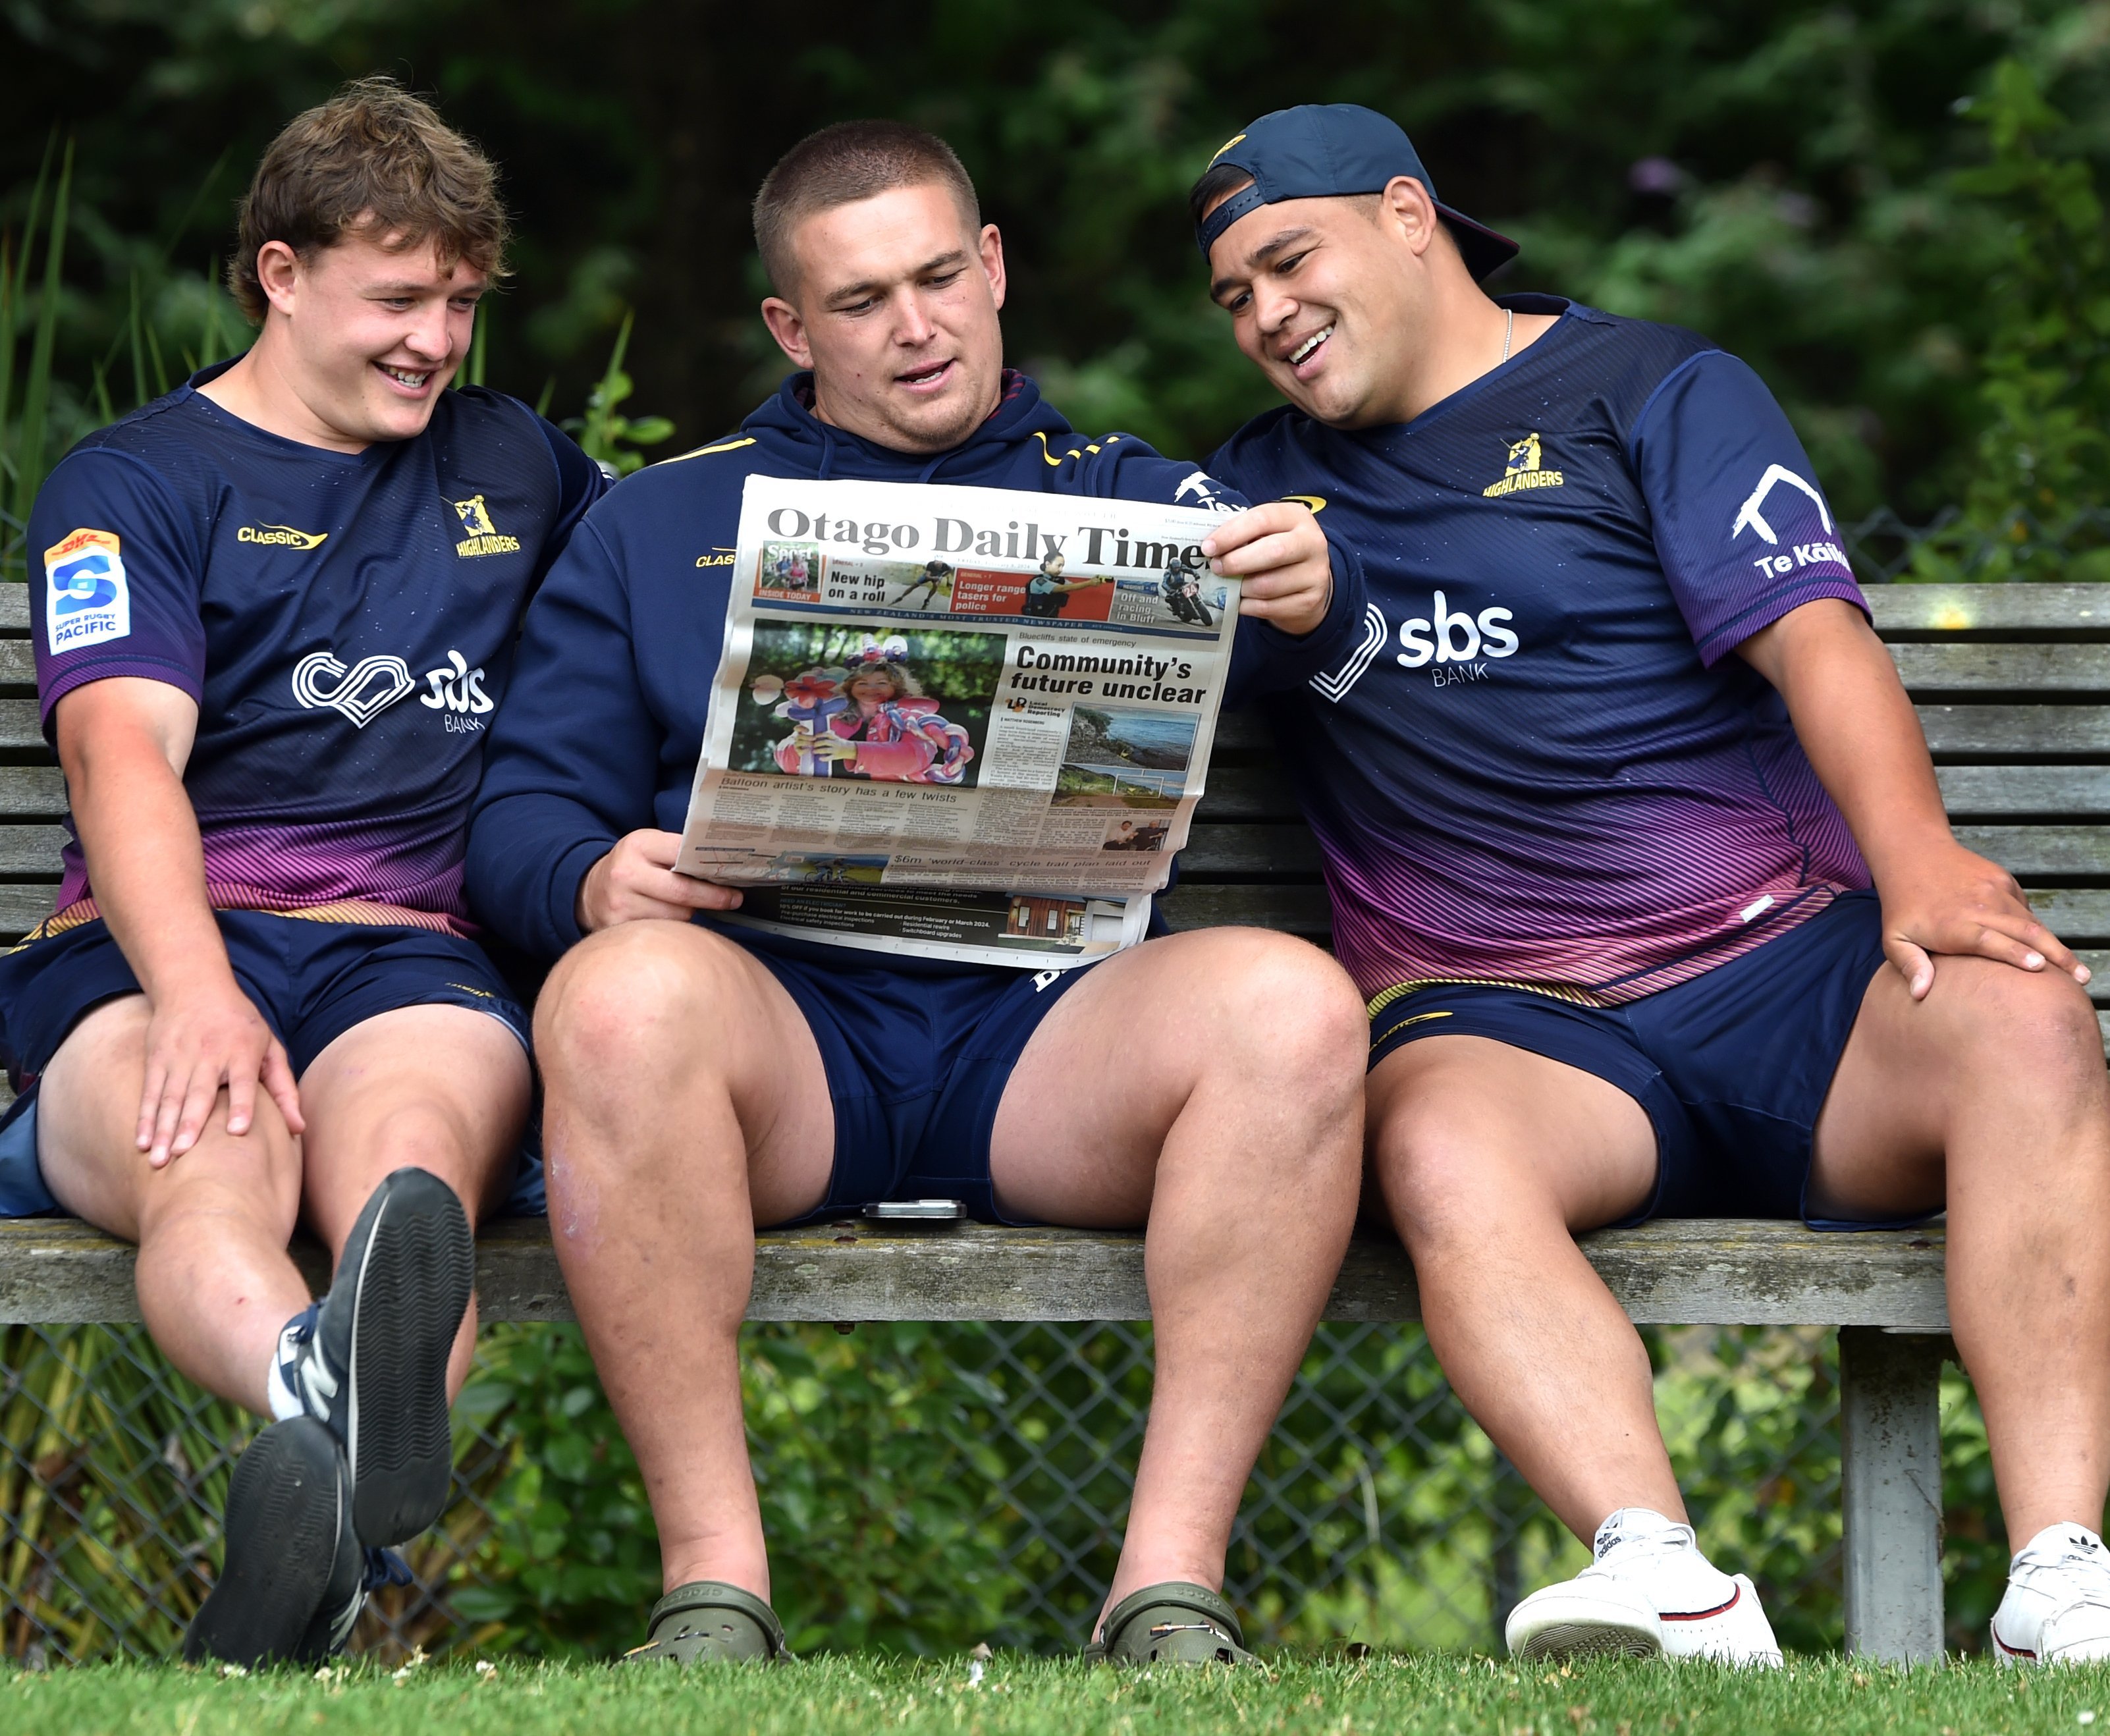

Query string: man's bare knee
1195 930 1366 1102
1372 1097 1526 1253
1930 959 2107 1102
535 924 751 1085
132 1095 302 1245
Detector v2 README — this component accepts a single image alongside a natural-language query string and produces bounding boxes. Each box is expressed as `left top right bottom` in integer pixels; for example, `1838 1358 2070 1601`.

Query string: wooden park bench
0 579 2105 1664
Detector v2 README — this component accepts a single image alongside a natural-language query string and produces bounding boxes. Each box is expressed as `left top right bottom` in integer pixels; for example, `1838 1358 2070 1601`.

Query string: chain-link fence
0 1316 2009 1667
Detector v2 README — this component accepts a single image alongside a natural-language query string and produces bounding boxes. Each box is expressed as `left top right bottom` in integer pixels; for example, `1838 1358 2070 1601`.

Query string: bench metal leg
1839 1325 1946 1664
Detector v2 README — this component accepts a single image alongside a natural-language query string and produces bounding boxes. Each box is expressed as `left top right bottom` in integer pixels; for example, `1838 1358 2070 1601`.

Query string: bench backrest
0 583 2103 1056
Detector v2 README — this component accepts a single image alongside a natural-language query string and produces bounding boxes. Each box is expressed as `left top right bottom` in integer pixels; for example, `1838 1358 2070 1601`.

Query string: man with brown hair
5 77 604 1664
469 120 1371 1665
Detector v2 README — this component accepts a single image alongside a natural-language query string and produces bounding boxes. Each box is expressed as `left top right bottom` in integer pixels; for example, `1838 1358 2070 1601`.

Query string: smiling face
1204 178 1448 430
221 225 485 450
759 181 1007 454
847 668 900 708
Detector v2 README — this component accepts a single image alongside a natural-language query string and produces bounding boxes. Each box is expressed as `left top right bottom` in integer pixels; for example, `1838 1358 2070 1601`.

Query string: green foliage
1910 57 2110 582
454 1323 1014 1657
11 1 2110 516
564 311 673 477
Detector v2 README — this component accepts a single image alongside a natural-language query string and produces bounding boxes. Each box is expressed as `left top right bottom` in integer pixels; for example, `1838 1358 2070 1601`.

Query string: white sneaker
1991 1524 2110 1665
1504 1507 1783 1668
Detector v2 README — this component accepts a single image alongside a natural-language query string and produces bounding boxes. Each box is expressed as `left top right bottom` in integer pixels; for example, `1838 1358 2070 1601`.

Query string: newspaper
676 474 1239 967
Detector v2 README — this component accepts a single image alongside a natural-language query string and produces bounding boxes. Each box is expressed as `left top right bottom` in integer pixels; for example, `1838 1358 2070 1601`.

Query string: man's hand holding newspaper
1203 499 1334 634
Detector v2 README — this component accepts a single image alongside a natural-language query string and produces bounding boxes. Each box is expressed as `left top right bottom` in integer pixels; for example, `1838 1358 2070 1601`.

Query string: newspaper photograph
676 474 1240 967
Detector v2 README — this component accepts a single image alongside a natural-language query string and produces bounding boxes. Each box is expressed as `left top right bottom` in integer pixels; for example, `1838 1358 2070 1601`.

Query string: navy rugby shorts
0 909 531 1217
724 927 1095 1225
1366 889 1911 1228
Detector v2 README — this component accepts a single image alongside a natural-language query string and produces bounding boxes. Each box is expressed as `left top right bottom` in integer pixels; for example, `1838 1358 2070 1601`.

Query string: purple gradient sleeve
27 448 207 734
1629 350 1867 666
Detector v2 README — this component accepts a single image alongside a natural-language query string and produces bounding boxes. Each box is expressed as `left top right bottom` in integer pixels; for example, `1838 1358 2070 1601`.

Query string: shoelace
277 1302 342 1424
362 1547 414 1594
1583 1520 1698 1582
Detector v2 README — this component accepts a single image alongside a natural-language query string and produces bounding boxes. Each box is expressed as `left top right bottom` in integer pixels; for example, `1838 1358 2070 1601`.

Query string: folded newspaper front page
676 475 1240 967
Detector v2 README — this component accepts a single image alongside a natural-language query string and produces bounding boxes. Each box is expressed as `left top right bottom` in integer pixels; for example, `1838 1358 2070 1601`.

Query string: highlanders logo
451 494 522 558
1482 433 1565 499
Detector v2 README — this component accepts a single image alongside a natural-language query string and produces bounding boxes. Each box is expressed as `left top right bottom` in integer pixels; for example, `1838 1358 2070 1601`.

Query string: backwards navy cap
1195 104 1518 281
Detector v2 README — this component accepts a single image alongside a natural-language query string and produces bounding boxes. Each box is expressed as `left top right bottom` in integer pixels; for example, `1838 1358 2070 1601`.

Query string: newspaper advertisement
676 474 1239 967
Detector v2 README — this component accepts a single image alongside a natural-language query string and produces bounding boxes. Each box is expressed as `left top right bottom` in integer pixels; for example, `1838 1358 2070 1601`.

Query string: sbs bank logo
1395 591 1520 670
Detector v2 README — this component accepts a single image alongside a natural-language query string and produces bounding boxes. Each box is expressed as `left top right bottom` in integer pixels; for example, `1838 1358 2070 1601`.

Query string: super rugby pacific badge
44 528 131 655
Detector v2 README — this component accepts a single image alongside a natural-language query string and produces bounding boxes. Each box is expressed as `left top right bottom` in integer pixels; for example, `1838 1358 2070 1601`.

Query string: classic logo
292 652 416 728
1280 494 1327 514
452 495 522 558
694 547 736 568
236 523 328 551
43 528 130 655
1482 433 1565 499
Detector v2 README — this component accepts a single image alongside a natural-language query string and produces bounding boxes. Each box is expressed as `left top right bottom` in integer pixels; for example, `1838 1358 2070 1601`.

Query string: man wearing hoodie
467 121 1370 1666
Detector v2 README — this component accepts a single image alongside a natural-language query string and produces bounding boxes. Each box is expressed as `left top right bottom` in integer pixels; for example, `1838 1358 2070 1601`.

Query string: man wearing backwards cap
1195 103 2110 1667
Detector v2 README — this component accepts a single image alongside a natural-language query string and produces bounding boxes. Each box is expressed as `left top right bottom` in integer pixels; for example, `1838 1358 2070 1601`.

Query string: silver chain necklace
1501 306 1514 364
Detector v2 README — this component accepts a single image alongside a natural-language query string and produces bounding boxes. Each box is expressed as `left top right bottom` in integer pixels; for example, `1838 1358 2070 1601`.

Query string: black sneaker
184 1416 362 1666
273 1166 473 1546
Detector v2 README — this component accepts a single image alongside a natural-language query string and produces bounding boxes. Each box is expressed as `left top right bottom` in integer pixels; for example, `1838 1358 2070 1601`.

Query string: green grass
5 1654 2110 1735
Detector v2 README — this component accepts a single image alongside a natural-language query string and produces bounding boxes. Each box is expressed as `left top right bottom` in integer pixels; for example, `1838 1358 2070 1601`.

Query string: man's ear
760 293 813 369
255 240 302 319
978 222 1008 313
1377 176 1440 258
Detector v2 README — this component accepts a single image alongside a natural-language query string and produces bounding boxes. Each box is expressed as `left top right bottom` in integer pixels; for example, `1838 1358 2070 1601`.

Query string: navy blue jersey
468 370 1366 964
1209 296 1870 1009
28 364 605 935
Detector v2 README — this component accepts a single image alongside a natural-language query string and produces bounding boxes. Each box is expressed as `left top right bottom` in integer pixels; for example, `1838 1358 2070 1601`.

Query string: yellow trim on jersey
1366 975 1608 1022
662 436 758 466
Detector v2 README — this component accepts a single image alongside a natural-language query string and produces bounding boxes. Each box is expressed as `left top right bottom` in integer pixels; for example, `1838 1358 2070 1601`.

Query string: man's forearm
68 744 235 1005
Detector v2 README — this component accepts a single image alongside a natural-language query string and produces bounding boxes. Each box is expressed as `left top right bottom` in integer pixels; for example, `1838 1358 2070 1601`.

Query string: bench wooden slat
1934 765 2110 818
1917 705 2110 757
0 587 23 633
1869 585 2110 635
0 825 67 875
0 885 55 932
2026 888 2110 941
0 766 65 815
1893 643 2110 693
0 1214 1951 1328
0 699 41 751
1177 824 1323 876
1953 824 2110 877
1157 883 1332 933
0 642 32 688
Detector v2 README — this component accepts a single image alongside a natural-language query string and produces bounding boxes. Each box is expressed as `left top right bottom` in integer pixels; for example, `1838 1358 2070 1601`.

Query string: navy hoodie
467 369 1366 965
